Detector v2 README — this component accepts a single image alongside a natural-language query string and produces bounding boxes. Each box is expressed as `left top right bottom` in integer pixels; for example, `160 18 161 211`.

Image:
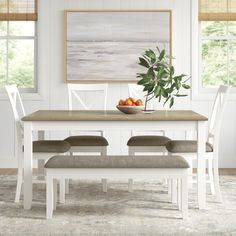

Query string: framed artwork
65 10 172 83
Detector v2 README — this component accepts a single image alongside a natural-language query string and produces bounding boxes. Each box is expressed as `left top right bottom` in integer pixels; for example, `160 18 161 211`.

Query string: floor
0 174 236 236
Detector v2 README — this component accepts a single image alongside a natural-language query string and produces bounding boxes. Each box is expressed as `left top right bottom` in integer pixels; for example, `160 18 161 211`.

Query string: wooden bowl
116 105 144 114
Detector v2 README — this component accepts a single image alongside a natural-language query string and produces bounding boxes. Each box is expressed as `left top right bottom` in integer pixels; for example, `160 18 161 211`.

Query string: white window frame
191 0 236 100
0 21 38 94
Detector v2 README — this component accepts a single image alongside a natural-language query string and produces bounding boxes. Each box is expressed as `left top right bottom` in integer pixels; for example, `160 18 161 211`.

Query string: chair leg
171 179 178 204
53 179 57 210
59 179 65 204
168 179 172 196
101 146 107 156
37 159 45 180
181 176 188 220
208 158 215 195
15 168 23 203
65 179 69 194
177 179 182 210
102 179 107 193
128 148 135 192
213 164 222 202
101 147 108 193
46 175 54 219
128 179 133 193
187 158 193 189
15 154 23 203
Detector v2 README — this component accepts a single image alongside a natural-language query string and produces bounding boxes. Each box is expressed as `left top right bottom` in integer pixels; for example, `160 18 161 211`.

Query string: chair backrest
128 84 145 99
5 85 25 135
128 83 165 136
208 85 231 139
67 83 108 110
128 83 157 110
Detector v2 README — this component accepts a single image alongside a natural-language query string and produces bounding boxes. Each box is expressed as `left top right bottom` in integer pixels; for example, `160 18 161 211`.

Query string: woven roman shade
199 0 236 21
0 0 37 21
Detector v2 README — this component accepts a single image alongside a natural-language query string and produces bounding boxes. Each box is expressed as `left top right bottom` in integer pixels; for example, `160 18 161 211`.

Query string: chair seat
127 135 171 147
64 135 109 147
45 155 190 169
33 140 71 153
165 140 213 153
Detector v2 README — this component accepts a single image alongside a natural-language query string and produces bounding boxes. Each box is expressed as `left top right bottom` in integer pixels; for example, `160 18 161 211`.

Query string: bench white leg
65 179 69 194
128 179 133 193
59 179 65 204
102 179 107 193
46 175 53 219
171 179 177 204
181 175 188 219
53 179 57 210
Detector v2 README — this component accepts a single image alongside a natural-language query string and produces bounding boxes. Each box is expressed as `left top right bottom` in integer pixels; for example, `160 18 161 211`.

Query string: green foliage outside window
0 21 35 89
201 21 236 88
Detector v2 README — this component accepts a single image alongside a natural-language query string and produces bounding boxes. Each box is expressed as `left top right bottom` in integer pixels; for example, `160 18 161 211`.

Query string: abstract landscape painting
65 11 172 82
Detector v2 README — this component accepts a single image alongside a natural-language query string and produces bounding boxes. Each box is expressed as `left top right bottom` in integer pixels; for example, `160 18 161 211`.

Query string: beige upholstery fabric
45 155 189 169
166 140 213 153
33 141 70 153
127 135 171 146
64 135 108 147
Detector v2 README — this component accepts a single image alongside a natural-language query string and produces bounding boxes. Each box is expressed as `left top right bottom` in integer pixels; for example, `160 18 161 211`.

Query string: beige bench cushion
166 140 213 153
127 135 171 146
33 141 70 153
45 155 189 169
64 135 108 147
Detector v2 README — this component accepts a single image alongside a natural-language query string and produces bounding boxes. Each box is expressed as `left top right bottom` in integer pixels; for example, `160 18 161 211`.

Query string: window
200 21 236 88
0 0 38 92
198 0 236 91
0 21 36 91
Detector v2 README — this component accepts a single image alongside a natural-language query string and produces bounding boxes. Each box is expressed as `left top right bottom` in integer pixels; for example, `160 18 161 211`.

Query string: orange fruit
118 99 125 106
130 97 137 104
135 99 143 106
125 99 133 106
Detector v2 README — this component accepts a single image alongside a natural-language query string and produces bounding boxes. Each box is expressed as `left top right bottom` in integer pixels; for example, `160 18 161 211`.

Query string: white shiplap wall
0 0 235 167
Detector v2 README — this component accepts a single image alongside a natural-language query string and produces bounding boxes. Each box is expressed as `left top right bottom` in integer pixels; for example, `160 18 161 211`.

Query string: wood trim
64 10 172 84
199 13 236 21
64 9 172 13
64 11 67 84
0 13 37 21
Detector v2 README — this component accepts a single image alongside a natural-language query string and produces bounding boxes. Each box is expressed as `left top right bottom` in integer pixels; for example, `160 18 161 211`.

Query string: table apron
29 121 197 131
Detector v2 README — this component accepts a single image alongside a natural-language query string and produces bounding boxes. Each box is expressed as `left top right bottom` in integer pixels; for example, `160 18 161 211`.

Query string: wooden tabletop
22 110 208 122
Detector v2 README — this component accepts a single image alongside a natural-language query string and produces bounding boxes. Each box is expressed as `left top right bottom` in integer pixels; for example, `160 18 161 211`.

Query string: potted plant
137 47 190 111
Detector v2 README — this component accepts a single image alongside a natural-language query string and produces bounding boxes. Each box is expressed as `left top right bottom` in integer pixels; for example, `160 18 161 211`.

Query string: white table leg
24 122 33 210
197 121 207 209
37 131 45 180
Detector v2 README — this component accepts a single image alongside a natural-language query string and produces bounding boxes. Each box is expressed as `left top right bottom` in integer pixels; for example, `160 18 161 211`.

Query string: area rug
0 175 236 236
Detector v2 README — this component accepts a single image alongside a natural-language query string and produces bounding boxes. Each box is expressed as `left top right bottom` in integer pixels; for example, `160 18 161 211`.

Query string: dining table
22 109 208 210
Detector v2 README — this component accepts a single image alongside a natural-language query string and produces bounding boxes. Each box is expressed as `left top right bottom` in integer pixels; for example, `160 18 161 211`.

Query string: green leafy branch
137 47 190 109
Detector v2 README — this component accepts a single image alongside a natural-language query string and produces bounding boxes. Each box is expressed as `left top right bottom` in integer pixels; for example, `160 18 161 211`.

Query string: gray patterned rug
0 175 236 236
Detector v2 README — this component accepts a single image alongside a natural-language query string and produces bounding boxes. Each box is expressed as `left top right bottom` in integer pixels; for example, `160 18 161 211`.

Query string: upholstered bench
44 155 189 219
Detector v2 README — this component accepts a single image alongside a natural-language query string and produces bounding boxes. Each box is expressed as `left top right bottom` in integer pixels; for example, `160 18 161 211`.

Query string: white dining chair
5 85 71 203
127 84 171 192
127 84 171 155
64 83 109 192
166 85 231 202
